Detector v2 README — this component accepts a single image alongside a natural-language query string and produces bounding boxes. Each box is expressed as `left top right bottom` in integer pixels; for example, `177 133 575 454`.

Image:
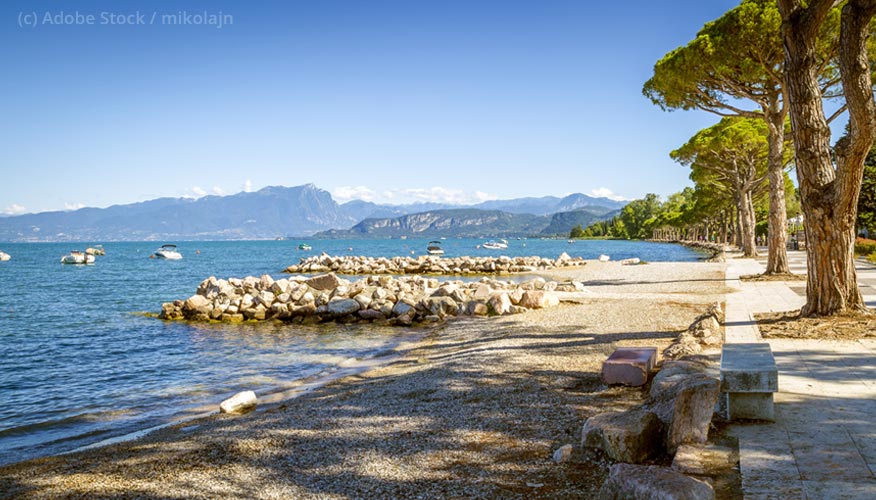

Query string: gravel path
0 261 728 499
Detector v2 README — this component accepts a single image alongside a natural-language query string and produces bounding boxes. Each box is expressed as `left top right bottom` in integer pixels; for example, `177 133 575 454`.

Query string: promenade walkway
724 250 876 499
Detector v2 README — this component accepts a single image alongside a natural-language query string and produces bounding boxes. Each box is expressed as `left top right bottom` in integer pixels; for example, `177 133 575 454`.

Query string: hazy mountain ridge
0 184 626 241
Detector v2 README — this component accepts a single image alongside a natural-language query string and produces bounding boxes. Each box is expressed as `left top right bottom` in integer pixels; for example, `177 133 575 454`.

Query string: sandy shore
0 261 729 499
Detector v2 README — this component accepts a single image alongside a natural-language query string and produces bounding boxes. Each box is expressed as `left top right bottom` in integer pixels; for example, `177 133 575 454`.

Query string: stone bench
720 343 778 421
603 347 657 387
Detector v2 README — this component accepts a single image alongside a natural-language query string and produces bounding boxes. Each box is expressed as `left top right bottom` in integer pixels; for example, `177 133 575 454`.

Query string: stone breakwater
159 272 580 325
282 253 585 275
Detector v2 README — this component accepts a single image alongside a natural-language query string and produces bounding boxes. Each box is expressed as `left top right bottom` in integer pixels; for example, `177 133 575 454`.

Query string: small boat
598 254 610 262
153 244 183 260
85 245 105 256
61 250 95 265
298 243 312 251
0 251 10 261
482 239 508 250
426 241 445 255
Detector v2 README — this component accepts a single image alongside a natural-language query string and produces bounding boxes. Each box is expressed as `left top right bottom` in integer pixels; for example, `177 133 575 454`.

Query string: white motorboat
0 251 10 261
482 239 508 250
426 241 445 255
153 244 183 260
61 250 95 265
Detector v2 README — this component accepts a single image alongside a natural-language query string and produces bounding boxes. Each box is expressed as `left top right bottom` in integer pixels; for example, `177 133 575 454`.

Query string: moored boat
153 244 183 260
298 243 312 251
426 241 445 255
61 251 95 265
482 239 508 250
0 251 10 261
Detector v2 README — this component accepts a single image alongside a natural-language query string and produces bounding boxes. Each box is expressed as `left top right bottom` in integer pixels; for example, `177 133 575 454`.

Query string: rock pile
282 253 585 275
663 303 724 360
159 272 572 325
581 358 720 461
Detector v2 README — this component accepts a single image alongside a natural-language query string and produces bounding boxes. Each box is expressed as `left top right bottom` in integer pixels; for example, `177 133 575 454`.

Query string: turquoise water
0 239 702 465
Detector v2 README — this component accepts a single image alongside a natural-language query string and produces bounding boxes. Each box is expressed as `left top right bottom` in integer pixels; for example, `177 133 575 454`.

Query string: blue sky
1 0 740 214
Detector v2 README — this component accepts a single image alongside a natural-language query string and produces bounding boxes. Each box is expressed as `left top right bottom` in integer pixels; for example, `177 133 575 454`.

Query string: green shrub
855 237 876 256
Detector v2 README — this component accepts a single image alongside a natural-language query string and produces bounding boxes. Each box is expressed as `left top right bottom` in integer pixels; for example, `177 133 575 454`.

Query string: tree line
580 0 876 317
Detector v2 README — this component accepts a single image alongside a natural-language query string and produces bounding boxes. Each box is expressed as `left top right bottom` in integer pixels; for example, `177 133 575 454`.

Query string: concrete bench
720 343 778 421
603 347 657 387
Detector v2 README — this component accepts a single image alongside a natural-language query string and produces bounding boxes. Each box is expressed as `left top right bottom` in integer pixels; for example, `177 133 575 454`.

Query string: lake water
0 238 703 465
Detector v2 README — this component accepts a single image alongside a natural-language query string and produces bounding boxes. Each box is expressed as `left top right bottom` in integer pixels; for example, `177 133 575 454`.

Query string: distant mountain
539 207 622 236
473 193 625 215
0 185 627 242
0 184 355 242
315 209 551 239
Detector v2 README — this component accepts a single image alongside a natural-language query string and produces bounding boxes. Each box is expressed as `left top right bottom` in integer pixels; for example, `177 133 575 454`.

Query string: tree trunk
764 101 790 274
739 189 757 257
779 0 875 315
733 204 742 248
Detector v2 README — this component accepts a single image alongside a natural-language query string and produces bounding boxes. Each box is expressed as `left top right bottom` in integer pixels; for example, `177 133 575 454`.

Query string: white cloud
212 186 226 196
243 179 253 193
589 187 629 202
3 204 26 215
332 186 498 205
333 186 377 203
64 202 86 211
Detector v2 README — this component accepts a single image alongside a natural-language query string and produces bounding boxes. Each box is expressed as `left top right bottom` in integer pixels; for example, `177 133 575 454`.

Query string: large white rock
219 390 258 414
487 293 512 315
520 290 560 309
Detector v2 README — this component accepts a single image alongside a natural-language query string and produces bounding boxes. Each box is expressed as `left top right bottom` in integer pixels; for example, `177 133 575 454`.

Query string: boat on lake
482 239 508 250
426 241 445 255
152 244 183 260
0 251 10 261
60 251 95 265
298 243 312 251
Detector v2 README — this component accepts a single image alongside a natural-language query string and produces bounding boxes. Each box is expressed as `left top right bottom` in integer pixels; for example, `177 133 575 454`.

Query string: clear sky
1 0 740 215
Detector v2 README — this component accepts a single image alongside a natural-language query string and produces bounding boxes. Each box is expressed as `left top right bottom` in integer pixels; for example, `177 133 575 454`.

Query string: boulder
597 464 715 500
472 284 493 300
358 309 385 320
353 292 373 309
424 296 459 317
326 298 361 317
581 409 662 463
392 301 414 317
487 293 512 315
219 390 258 415
183 294 212 314
305 273 342 291
648 362 720 453
520 290 560 309
465 301 489 316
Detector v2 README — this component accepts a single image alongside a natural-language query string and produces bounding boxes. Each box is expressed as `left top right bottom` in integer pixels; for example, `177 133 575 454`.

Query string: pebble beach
0 260 729 499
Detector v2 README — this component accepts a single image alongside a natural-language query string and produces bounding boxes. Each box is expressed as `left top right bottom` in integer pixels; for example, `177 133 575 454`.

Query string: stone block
725 392 775 421
581 409 663 463
603 347 657 386
720 343 778 393
720 343 778 421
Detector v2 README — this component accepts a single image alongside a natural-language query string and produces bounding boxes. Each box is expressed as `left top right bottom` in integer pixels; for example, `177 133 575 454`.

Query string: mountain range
0 184 625 242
